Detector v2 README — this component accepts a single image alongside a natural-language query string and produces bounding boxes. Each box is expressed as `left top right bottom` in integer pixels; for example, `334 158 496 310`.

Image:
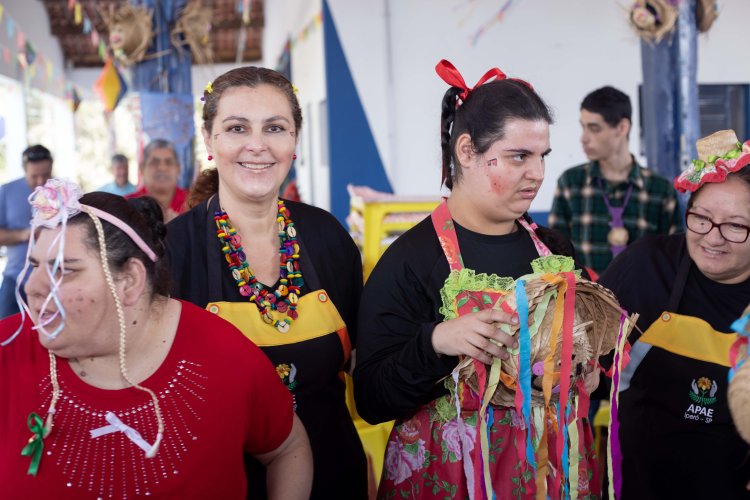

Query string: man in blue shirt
97 153 136 196
0 145 53 318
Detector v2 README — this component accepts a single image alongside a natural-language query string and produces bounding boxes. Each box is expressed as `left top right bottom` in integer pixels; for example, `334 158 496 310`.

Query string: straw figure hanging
628 0 678 43
104 4 154 65
729 305 750 444
627 0 719 43
444 255 637 497
171 0 213 65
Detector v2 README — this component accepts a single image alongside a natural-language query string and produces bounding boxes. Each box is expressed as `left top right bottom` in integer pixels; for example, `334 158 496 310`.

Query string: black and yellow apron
618 252 750 499
202 195 367 499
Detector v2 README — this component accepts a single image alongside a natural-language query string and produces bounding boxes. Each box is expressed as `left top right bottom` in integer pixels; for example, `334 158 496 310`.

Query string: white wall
697 2 747 83
0 0 73 181
313 0 750 212
263 0 329 207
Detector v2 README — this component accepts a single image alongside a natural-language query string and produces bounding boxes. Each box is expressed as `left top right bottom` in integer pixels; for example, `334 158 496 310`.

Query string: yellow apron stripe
640 312 737 367
206 289 347 347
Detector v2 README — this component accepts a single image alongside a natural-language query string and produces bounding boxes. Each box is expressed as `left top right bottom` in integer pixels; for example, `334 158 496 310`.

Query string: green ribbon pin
20 412 46 476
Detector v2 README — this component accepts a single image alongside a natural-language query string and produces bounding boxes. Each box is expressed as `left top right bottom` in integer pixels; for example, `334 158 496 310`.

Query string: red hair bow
435 59 506 102
435 59 532 103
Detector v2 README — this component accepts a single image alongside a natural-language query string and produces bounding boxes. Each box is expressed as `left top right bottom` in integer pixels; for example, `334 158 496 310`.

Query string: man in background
0 145 53 318
98 153 136 196
126 139 187 223
548 86 682 276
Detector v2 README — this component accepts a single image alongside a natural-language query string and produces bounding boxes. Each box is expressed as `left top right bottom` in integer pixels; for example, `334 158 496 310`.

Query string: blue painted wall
323 0 392 223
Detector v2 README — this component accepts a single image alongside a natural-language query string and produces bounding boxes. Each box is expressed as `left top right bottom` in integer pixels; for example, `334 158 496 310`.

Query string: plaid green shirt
548 158 682 274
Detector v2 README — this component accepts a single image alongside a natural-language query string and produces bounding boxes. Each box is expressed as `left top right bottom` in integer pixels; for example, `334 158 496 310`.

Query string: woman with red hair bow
354 61 602 499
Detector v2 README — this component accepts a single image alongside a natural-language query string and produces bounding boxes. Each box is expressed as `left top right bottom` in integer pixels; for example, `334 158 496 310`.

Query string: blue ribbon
515 279 535 469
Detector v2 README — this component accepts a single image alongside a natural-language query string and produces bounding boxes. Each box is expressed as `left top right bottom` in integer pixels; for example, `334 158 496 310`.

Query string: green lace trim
439 269 515 321
530 255 576 274
438 256 582 321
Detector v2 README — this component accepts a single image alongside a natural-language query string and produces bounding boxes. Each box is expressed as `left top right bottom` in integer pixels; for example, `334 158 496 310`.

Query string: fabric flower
384 438 426 485
441 418 476 459
29 179 82 228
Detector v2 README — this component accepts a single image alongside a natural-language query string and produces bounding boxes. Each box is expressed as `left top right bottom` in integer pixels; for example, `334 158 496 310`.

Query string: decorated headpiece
674 129 750 193
435 59 532 106
3 179 164 476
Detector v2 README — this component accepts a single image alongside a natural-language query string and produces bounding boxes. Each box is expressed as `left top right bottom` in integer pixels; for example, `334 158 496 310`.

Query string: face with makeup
453 118 550 229
203 84 298 204
24 225 119 358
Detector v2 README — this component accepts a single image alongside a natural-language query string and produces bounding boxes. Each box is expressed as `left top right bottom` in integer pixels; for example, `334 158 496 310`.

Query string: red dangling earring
207 155 213 161
292 154 297 160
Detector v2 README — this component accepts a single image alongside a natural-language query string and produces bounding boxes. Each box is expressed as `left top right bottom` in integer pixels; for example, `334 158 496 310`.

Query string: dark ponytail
441 87 463 190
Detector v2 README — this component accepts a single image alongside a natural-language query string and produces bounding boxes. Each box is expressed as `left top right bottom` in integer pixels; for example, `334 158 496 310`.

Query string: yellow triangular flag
74 3 82 25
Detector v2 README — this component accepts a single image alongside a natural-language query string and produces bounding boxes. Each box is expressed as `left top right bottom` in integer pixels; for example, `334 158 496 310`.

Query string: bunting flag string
0 0 100 100
276 12 323 67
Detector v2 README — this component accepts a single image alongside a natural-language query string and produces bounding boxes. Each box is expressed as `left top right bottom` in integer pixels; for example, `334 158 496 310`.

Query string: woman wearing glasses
165 67 367 499
599 130 750 499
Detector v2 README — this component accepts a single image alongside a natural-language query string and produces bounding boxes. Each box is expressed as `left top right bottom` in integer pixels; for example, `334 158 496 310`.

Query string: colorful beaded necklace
214 199 304 333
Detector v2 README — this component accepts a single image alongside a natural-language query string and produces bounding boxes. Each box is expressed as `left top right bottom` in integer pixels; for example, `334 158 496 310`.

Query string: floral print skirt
379 391 600 500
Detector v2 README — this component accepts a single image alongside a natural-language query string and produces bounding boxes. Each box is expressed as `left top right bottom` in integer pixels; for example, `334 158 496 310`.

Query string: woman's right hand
431 308 519 365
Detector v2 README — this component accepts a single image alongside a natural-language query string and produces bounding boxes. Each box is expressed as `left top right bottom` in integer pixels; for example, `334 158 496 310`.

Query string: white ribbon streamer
90 412 157 455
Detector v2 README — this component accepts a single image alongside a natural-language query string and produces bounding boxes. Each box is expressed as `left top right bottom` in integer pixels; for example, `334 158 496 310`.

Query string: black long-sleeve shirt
354 215 576 424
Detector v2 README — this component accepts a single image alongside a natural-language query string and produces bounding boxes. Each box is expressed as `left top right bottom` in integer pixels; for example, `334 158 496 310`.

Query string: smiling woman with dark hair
166 66 367 499
599 130 750 499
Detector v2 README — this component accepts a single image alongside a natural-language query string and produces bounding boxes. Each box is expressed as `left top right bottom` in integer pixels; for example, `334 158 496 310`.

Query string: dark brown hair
69 193 171 297
202 66 302 134
440 79 553 190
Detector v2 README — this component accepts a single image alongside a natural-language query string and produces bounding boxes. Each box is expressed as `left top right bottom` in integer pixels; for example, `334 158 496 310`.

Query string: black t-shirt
599 234 750 499
354 215 577 424
600 234 750 334
166 196 367 500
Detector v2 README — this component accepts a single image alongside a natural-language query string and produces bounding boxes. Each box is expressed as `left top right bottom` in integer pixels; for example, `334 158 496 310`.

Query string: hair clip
292 84 299 94
205 81 213 94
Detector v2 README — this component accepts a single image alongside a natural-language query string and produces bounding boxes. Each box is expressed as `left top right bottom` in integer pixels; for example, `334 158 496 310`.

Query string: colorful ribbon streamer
515 279 536 470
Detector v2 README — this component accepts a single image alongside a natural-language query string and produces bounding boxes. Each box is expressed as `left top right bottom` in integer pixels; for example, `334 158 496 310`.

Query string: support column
131 0 194 189
640 0 699 182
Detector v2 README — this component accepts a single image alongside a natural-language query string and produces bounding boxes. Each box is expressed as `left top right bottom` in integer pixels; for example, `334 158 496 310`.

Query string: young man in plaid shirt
548 86 682 276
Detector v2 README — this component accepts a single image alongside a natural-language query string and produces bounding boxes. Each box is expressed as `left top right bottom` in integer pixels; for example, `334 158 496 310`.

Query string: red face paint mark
490 176 504 195
487 158 498 167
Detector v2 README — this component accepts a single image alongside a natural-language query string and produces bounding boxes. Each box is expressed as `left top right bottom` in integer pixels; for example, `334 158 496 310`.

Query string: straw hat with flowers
674 129 750 193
